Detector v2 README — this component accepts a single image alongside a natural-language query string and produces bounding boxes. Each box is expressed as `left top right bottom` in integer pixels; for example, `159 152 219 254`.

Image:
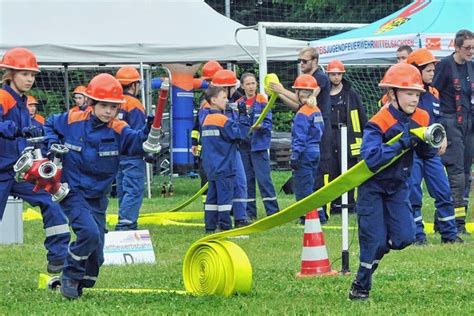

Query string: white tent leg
340 125 350 274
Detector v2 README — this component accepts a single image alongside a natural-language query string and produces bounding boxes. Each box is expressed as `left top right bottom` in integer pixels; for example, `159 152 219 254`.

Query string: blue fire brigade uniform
354 104 435 292
115 93 146 230
238 94 279 219
201 109 250 231
224 103 250 223
32 113 45 128
43 110 148 291
291 104 324 205
408 87 458 242
0 85 69 267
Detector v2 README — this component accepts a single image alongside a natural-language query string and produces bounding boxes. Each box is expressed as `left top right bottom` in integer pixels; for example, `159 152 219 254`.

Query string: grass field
1 171 473 315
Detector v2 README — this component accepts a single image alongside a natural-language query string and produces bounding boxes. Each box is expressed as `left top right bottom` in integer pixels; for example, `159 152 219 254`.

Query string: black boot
456 218 470 235
348 281 369 301
441 236 465 244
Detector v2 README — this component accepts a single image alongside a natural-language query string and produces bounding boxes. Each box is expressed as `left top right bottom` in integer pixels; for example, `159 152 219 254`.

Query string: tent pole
159 66 174 186
140 62 152 199
63 64 70 111
258 23 267 95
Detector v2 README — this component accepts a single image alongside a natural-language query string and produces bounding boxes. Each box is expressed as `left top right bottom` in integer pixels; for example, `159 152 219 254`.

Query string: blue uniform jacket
238 94 272 151
291 104 324 160
418 87 440 124
117 93 146 159
362 104 436 191
43 111 147 199
32 114 45 128
0 85 32 179
198 101 211 126
201 109 250 181
117 94 146 130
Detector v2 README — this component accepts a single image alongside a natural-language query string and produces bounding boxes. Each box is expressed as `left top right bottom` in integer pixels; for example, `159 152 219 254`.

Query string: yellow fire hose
182 126 440 296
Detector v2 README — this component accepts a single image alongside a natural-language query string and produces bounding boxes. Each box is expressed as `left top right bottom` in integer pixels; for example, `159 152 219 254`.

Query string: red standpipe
153 78 170 128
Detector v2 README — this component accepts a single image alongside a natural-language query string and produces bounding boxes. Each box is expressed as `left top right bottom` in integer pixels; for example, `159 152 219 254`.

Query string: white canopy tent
0 0 306 63
0 0 309 197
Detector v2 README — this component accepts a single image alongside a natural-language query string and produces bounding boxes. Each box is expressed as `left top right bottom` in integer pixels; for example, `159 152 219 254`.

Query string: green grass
1 171 473 315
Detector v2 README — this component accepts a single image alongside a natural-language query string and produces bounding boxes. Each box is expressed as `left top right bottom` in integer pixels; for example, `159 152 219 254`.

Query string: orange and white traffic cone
296 209 338 277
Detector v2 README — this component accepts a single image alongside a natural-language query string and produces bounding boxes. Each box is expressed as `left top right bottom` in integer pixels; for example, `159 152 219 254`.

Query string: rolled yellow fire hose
182 127 437 296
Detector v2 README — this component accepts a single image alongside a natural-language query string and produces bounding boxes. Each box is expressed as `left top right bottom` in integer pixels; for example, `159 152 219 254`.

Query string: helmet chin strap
393 88 413 116
296 90 305 108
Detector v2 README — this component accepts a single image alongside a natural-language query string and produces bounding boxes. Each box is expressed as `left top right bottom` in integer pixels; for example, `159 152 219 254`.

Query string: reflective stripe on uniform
191 130 200 141
438 215 455 222
99 151 119 157
454 206 466 218
45 224 70 237
118 219 134 225
205 204 218 211
65 142 82 152
68 248 90 261
360 259 380 269
262 196 277 201
218 204 232 212
202 130 220 137
350 109 361 133
350 109 362 156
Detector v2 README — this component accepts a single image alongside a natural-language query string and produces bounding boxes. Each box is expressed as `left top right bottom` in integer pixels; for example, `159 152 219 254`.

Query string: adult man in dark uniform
432 29 474 235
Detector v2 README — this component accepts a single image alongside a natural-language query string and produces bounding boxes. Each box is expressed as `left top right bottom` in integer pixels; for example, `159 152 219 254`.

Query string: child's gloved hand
290 159 299 170
145 115 154 133
399 125 419 149
237 102 248 116
144 153 156 164
1 121 18 140
19 126 43 138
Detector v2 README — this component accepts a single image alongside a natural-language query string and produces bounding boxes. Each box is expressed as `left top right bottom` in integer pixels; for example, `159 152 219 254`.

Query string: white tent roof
0 0 306 64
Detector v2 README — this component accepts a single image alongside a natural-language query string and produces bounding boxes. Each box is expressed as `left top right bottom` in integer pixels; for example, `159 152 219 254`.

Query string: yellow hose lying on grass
182 126 443 296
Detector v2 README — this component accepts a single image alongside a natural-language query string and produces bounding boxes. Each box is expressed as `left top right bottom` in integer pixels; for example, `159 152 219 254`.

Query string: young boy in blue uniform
238 72 279 219
114 66 146 231
212 69 252 227
43 73 158 299
290 74 324 213
349 63 438 300
191 60 223 205
200 85 250 232
0 47 70 274
406 48 462 245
